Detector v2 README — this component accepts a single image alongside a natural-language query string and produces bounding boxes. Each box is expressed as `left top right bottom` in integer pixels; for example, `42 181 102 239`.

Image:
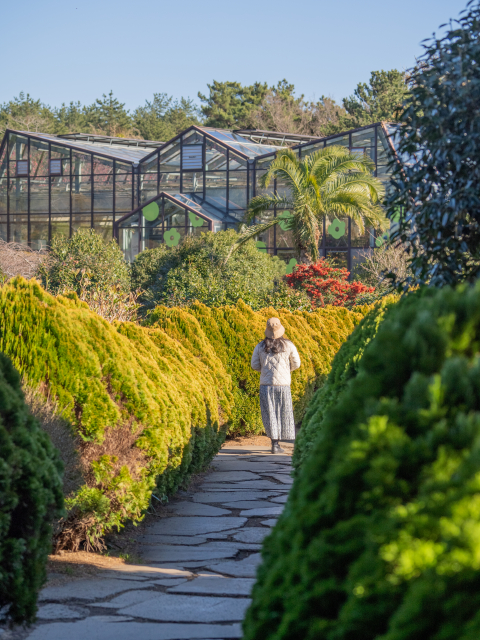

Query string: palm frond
223 218 279 264
245 194 293 222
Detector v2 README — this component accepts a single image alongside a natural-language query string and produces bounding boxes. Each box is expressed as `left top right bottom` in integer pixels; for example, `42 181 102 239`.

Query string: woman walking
251 317 301 454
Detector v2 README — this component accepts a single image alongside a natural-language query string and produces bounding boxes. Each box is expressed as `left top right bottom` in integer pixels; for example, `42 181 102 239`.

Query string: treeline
0 69 408 142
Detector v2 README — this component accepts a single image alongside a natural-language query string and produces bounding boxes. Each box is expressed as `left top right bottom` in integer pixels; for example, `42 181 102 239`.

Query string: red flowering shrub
285 259 374 308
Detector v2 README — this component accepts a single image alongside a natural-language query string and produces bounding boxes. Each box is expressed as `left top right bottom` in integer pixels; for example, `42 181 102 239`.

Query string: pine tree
90 91 133 137
198 80 268 128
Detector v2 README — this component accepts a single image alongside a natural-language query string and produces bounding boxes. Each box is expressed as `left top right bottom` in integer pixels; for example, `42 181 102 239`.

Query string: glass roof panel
203 128 285 158
9 130 149 164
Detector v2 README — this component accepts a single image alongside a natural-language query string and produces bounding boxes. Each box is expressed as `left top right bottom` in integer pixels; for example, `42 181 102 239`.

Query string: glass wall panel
93 182 114 212
351 128 376 161
276 225 295 249
93 156 114 175
276 249 297 270
186 210 209 237
30 139 49 176
229 152 247 170
10 214 28 243
8 134 28 160
182 172 203 195
275 175 291 201
30 215 50 249
51 214 70 240
0 216 7 241
325 216 348 247
93 214 113 240
351 223 373 247
229 171 247 209
205 139 227 171
143 225 164 250
160 140 181 172
139 174 158 205
72 152 92 180
255 170 273 198
301 141 325 158
72 176 92 213
377 127 390 170
164 201 186 228
51 145 70 161
115 174 133 212
30 178 49 213
183 130 204 146
140 155 158 174
326 135 349 148
51 177 71 212
159 172 180 194
0 178 7 214
116 161 131 174
119 226 139 262
326 249 348 268
72 213 92 233
8 179 28 213
205 172 227 205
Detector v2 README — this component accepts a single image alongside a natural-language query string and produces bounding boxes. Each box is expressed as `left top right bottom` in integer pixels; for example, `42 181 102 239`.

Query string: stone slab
94 565 191 578
262 519 279 526
267 474 294 484
168 576 255 597
26 618 242 640
270 494 288 503
91 589 158 609
138 543 239 563
138 534 208 545
233 528 270 544
206 554 263 578
221 500 278 510
36 604 86 620
39 579 151 602
192 491 278 503
205 471 261 482
201 481 288 491
165 502 231 516
146 516 247 536
239 506 284 517
119 593 251 622
152 578 190 586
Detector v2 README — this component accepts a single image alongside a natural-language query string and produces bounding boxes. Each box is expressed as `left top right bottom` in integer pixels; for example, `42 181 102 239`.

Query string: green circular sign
164 228 181 247
285 258 297 275
142 202 160 221
278 211 293 231
328 219 346 239
188 211 204 227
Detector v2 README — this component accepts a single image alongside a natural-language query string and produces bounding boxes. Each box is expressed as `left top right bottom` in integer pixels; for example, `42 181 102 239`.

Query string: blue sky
2 0 469 112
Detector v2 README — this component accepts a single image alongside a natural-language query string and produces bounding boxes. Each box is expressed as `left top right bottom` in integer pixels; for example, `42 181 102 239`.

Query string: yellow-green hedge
0 278 367 548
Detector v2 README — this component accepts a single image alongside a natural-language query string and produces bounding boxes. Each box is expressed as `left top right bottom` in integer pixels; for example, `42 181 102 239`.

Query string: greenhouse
0 122 399 270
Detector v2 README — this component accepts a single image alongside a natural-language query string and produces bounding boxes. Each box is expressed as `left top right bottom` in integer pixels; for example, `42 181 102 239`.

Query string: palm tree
227 146 387 264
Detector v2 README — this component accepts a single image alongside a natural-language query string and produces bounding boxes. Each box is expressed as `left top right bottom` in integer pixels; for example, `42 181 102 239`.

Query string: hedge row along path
23 442 291 640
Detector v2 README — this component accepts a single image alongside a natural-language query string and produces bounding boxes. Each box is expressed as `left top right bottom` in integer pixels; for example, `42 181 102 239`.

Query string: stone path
26 444 292 640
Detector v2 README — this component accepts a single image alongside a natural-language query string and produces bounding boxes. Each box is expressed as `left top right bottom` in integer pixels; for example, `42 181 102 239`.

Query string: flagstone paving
24 444 292 640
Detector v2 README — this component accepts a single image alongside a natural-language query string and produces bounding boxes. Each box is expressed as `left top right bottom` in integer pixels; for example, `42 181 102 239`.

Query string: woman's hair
261 336 288 354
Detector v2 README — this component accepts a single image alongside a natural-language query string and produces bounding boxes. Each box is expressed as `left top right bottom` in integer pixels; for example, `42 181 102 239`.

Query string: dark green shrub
38 228 130 295
388 2 480 287
292 294 397 472
244 282 480 640
131 230 305 311
0 353 63 625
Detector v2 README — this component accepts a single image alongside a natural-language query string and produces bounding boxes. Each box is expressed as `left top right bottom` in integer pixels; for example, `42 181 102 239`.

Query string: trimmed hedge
292 294 397 472
0 278 366 549
243 283 480 640
0 353 63 625
145 302 366 435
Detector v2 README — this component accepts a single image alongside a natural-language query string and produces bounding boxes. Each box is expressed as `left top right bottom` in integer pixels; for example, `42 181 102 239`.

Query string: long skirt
259 385 296 441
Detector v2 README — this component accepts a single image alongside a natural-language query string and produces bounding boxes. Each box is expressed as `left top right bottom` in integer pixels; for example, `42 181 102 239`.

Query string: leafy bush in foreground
0 353 63 625
292 294 397 472
244 282 480 640
0 278 365 549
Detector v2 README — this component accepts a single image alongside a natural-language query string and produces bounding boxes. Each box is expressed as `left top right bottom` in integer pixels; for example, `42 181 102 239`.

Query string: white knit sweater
251 340 301 386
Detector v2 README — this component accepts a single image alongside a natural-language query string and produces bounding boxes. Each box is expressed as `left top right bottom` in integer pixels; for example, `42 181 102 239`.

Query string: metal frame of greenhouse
0 122 399 271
